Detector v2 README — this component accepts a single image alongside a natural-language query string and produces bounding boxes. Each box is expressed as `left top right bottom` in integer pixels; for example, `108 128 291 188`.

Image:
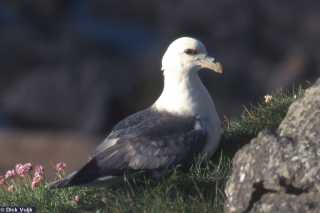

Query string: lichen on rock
224 79 320 213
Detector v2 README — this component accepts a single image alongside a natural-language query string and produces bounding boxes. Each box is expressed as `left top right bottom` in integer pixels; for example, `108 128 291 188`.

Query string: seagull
49 37 223 188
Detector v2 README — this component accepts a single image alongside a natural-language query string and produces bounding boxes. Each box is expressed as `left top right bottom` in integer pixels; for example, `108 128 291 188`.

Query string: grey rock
279 79 320 142
250 192 320 213
224 80 320 213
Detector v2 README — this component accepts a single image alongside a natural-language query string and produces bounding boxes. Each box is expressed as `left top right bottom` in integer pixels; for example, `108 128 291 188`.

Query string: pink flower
55 162 67 173
34 165 45 177
24 162 32 171
31 165 45 190
15 163 32 177
5 169 16 179
15 164 23 176
7 185 15 192
0 176 5 185
31 175 44 190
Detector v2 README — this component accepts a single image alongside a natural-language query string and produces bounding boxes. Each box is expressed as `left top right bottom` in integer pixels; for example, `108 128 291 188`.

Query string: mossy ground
0 88 304 213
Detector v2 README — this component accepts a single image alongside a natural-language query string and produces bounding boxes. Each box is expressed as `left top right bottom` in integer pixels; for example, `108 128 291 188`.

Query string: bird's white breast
154 72 222 158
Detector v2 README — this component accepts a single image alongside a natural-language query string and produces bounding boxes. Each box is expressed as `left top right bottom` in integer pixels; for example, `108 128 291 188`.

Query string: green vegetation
0 88 304 213
0 155 230 213
224 87 304 139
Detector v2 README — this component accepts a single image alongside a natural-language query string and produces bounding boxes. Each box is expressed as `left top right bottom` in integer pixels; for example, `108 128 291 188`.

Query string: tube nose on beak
198 56 223 74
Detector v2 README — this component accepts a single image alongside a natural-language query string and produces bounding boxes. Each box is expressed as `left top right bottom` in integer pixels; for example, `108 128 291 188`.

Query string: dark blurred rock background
0 0 319 134
0 0 319 174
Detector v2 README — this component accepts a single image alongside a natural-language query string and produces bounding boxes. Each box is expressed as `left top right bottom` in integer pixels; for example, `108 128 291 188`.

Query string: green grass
221 87 304 155
0 88 304 213
224 87 304 139
0 154 230 213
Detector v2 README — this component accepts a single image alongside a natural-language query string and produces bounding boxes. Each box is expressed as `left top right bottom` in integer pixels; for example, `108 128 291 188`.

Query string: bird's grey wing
98 119 206 172
109 108 155 133
94 108 156 154
64 114 207 187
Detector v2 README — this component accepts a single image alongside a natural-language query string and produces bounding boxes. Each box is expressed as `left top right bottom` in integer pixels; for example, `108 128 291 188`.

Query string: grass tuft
224 87 304 139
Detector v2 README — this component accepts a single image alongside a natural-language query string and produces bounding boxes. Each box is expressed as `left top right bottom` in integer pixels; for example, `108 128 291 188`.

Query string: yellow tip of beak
199 56 223 74
212 62 223 74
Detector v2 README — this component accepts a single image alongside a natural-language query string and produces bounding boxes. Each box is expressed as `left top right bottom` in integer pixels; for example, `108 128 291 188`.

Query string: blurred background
0 0 319 178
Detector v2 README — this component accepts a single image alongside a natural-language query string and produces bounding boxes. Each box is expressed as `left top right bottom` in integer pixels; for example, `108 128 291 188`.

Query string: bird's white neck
153 68 211 116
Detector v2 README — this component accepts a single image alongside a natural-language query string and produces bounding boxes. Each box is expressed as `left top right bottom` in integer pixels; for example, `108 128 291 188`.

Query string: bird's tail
47 172 77 189
48 157 101 189
47 157 127 189
47 172 122 189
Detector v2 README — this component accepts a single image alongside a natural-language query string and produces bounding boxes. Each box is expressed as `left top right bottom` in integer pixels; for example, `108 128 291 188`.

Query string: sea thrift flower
5 169 16 179
0 176 5 185
31 175 44 190
15 163 32 177
264 95 273 104
24 162 32 171
34 165 45 177
7 185 14 192
55 162 67 173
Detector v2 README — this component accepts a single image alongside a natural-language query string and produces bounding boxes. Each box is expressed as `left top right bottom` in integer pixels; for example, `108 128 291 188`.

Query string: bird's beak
197 55 223 74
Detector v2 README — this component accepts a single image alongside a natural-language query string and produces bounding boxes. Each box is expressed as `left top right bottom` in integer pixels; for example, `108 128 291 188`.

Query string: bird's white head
161 37 223 75
154 37 223 115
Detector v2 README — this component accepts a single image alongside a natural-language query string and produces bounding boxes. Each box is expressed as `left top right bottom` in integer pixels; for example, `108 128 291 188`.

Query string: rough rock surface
224 79 320 213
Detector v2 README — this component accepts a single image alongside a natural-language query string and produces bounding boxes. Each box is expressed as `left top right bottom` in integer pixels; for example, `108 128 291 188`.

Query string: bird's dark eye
184 48 198 55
